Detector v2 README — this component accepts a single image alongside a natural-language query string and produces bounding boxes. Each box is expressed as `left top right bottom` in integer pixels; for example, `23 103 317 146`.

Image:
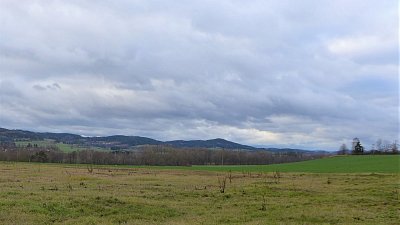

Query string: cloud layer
0 0 398 150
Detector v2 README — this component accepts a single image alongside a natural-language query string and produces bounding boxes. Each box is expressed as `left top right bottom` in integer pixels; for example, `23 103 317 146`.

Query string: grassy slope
147 155 400 173
16 140 80 153
15 140 108 152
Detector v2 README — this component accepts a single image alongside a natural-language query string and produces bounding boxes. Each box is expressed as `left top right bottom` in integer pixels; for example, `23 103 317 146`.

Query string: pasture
0 156 399 224
15 140 107 153
185 155 400 173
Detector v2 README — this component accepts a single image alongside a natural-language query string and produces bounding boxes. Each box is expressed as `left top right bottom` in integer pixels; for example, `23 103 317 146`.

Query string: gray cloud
33 83 61 91
0 0 398 150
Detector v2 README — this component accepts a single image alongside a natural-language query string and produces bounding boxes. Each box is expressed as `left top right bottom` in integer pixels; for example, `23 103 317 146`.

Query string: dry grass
0 162 399 224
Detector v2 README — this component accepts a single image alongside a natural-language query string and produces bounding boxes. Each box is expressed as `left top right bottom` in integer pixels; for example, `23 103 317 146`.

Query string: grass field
15 140 107 152
95 155 399 173
182 155 400 173
0 156 399 224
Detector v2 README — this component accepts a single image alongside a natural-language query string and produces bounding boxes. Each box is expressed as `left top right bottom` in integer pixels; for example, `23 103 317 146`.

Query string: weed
218 176 227 193
273 171 281 184
48 185 58 191
87 164 93 174
260 194 267 211
228 170 233 183
79 182 87 188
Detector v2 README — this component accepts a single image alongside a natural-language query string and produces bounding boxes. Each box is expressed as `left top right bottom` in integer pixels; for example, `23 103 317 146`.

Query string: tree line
0 143 325 166
338 139 399 155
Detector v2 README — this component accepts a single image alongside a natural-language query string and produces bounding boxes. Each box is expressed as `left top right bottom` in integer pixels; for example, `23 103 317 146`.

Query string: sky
0 0 398 150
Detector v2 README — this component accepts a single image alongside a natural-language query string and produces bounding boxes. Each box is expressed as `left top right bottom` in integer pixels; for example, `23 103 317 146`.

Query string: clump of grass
260 194 267 211
327 177 331 184
86 164 93 174
273 171 281 184
48 185 58 191
67 184 73 191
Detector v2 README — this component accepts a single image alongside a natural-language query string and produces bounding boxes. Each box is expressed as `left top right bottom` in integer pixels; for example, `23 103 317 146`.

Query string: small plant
393 188 399 200
327 177 331 184
260 194 267 211
65 170 71 177
195 185 207 190
49 185 58 191
273 171 281 184
228 170 233 184
87 164 93 174
218 176 227 193
80 182 87 188
67 183 73 191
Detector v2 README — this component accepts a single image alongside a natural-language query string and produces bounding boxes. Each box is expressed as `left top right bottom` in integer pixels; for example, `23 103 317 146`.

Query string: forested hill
0 128 257 150
165 138 256 150
0 128 324 153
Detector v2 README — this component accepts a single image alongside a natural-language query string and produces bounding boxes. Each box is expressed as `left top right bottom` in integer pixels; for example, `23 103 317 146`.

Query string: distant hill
165 138 256 150
0 128 42 141
90 135 161 147
264 148 328 154
0 127 324 153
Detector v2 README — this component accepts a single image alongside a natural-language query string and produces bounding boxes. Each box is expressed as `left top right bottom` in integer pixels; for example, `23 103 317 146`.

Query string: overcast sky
0 0 398 150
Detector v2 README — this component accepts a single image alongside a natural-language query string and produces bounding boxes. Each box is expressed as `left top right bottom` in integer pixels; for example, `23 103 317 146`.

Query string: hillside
165 138 256 150
0 128 260 151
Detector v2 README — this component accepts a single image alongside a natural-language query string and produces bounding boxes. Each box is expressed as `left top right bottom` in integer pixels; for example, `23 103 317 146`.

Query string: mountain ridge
0 127 324 153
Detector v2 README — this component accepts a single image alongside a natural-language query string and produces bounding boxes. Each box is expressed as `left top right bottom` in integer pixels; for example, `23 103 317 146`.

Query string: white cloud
327 35 396 60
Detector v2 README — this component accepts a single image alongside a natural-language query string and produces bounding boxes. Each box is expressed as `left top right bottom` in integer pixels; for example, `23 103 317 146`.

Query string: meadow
175 155 400 173
0 156 398 225
15 140 107 152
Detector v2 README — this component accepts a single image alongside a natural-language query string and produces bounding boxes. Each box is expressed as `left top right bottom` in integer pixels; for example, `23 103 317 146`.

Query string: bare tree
390 141 398 154
218 176 227 193
338 143 349 155
376 139 383 152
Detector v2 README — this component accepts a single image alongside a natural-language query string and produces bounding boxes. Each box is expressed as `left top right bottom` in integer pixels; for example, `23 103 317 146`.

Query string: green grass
142 155 399 173
15 140 108 153
16 140 53 148
0 161 399 225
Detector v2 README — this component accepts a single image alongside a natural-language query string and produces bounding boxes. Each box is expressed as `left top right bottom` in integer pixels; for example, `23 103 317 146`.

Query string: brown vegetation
0 144 324 166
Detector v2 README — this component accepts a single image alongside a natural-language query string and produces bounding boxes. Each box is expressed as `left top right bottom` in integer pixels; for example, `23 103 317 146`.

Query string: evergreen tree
352 142 364 155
